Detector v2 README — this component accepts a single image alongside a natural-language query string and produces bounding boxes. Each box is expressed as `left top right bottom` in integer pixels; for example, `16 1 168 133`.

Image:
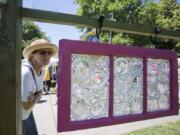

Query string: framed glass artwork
57 39 178 132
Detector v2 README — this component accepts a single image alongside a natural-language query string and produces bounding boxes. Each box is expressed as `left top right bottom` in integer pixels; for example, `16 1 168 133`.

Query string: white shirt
21 59 45 120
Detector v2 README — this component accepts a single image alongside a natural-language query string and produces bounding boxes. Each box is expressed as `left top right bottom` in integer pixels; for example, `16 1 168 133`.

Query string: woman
21 39 58 135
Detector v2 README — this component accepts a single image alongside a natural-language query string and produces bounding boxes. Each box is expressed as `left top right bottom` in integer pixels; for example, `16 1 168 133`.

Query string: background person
48 64 53 86
21 39 57 135
43 65 51 94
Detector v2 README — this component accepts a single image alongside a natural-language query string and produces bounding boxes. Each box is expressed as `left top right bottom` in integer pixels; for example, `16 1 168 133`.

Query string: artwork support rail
21 8 180 40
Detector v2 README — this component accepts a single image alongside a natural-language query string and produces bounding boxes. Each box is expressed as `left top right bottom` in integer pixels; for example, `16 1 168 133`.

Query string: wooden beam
21 8 180 40
0 0 22 135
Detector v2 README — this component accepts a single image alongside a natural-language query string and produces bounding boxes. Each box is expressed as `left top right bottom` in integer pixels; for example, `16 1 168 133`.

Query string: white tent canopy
49 57 58 65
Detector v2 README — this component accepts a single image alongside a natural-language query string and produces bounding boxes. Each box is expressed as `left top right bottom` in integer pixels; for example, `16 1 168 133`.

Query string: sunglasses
33 50 53 56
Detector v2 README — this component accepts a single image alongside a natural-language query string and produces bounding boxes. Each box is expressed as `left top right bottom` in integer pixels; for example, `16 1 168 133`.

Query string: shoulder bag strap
22 65 37 90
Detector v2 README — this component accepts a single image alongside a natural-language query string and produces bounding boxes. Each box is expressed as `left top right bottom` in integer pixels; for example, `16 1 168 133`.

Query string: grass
123 121 180 135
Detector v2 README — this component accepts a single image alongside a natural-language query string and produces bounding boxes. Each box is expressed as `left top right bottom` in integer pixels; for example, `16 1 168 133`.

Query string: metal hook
151 27 161 48
96 15 105 39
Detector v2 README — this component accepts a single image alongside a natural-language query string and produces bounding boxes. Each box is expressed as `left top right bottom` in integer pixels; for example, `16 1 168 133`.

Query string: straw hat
23 39 58 59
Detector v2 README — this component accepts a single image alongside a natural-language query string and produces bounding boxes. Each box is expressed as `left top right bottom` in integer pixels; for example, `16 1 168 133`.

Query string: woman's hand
27 94 36 103
34 91 42 102
22 90 42 110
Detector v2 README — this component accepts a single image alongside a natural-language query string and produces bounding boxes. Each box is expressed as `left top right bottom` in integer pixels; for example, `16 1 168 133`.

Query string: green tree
22 20 49 55
74 0 180 53
155 0 180 51
75 0 143 45
156 0 180 29
138 2 159 26
174 41 180 56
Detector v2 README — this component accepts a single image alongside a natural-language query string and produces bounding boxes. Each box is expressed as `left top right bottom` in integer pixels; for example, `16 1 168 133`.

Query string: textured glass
113 57 143 116
71 54 109 121
147 59 170 112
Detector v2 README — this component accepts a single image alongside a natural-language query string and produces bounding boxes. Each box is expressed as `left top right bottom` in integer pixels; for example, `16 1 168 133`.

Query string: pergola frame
0 0 179 135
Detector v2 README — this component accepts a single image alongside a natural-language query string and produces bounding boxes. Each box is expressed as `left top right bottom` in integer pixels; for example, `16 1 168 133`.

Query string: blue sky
23 0 82 45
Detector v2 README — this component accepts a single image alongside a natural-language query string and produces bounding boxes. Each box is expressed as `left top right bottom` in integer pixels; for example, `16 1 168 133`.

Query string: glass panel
71 54 109 121
113 57 143 116
147 59 170 112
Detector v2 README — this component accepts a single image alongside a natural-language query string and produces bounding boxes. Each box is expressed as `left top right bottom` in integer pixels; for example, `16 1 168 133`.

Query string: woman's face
31 48 52 67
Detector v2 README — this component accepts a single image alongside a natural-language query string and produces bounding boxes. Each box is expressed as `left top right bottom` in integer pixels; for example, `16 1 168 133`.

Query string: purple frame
57 39 179 132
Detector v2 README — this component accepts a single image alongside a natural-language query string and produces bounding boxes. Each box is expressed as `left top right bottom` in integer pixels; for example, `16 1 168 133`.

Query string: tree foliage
74 0 180 56
22 20 49 53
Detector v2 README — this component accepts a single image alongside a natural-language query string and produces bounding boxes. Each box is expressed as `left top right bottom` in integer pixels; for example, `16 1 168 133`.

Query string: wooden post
0 0 22 135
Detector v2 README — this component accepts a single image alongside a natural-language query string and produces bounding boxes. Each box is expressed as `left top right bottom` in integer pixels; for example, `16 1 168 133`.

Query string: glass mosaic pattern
147 59 170 112
71 54 109 121
113 57 143 116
